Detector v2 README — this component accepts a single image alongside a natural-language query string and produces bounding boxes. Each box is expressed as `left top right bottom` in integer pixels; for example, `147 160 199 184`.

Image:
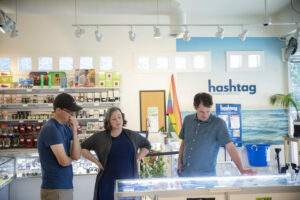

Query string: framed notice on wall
216 104 242 147
139 90 166 132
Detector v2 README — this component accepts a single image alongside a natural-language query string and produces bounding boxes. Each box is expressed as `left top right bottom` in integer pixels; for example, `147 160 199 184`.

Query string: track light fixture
183 27 190 42
95 27 103 42
216 26 224 39
263 0 272 26
0 8 19 36
238 26 248 41
10 24 20 38
153 26 161 39
75 26 85 38
128 26 136 41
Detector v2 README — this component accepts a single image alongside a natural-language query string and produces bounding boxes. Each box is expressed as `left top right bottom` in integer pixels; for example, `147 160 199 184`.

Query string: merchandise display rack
0 87 118 94
0 86 120 149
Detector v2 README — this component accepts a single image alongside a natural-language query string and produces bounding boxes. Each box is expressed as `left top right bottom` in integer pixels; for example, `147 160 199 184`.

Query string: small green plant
270 93 300 121
158 126 172 138
140 154 166 178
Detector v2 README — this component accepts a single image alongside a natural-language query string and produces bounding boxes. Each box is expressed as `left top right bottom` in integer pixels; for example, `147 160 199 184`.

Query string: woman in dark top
81 107 151 200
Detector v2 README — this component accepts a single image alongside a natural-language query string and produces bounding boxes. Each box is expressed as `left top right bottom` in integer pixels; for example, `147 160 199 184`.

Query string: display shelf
0 118 102 123
115 175 300 200
0 87 119 94
0 149 99 178
1 102 119 109
0 156 15 190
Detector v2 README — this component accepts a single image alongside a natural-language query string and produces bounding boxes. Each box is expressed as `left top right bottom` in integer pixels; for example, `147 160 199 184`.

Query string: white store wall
0 6 298 200
0 13 292 130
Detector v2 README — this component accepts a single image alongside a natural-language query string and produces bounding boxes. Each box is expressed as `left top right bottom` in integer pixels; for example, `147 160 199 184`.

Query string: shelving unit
0 87 118 94
0 87 120 148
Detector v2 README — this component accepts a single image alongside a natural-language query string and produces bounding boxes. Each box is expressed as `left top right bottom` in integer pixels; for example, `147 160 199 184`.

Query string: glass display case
115 175 300 200
0 156 15 189
0 149 99 178
14 153 99 178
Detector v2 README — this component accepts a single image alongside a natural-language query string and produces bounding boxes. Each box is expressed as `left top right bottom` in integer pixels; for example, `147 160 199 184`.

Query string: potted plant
139 152 166 178
158 126 172 145
270 93 300 137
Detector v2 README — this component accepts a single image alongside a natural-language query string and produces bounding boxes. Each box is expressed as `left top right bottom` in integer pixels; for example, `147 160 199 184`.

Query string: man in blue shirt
178 92 256 177
38 93 82 200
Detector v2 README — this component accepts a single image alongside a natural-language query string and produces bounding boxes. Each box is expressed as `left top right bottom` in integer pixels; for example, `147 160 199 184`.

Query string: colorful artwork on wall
181 109 288 145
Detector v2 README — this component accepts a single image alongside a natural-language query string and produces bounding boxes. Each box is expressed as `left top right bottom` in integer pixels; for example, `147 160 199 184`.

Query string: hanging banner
216 104 242 147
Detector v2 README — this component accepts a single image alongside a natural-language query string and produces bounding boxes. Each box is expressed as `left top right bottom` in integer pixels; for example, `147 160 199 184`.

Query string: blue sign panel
216 104 242 147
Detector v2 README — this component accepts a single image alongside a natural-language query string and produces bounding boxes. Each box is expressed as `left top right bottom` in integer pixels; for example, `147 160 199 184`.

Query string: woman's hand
97 162 104 171
136 155 144 161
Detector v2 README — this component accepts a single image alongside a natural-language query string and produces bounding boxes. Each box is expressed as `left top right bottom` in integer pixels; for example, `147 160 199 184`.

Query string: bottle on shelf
40 75 44 88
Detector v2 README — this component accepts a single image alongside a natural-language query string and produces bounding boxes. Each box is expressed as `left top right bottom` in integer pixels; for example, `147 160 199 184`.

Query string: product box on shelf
0 71 12 88
48 72 66 86
29 72 48 86
75 69 95 87
98 71 120 88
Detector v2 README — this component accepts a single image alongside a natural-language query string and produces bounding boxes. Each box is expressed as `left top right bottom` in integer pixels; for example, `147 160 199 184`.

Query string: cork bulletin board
139 90 166 132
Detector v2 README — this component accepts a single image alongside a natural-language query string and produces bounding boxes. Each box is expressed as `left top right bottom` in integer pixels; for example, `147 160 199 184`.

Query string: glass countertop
116 174 299 193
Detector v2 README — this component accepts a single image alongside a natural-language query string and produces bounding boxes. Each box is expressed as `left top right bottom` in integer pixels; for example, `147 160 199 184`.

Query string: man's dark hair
193 92 213 108
104 106 127 131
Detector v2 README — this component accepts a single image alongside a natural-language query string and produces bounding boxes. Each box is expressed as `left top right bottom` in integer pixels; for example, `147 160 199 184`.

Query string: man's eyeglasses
63 109 75 115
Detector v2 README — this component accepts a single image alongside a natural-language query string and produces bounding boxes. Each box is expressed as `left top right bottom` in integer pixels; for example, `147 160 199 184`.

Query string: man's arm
51 144 74 167
178 141 184 173
69 117 81 160
225 142 257 175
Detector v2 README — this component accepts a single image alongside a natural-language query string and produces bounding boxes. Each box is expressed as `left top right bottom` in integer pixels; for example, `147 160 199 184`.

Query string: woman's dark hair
104 107 127 131
193 92 213 108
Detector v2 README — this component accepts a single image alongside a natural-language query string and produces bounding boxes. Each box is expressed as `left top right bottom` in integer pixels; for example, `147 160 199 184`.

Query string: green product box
112 71 120 80
105 80 113 87
98 72 106 88
256 197 272 200
105 72 113 80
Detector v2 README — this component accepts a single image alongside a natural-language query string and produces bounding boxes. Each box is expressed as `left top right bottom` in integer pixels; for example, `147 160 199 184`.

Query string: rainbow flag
167 74 182 139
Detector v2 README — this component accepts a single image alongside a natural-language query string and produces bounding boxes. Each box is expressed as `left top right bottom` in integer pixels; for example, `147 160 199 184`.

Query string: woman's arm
81 149 104 170
136 147 149 161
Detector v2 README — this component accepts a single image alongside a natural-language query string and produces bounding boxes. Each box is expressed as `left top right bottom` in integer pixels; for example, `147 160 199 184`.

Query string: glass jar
32 95 38 104
13 124 19 133
33 134 38 147
1 110 8 120
4 135 11 148
1 125 8 134
19 124 26 134
35 123 42 133
25 135 33 148
8 125 13 133
19 135 25 147
11 134 19 147
87 93 93 102
4 94 11 104
0 135 4 148
26 124 32 133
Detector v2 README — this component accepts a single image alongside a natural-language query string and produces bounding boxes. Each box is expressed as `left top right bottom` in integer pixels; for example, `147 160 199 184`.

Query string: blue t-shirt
179 113 232 176
37 118 74 189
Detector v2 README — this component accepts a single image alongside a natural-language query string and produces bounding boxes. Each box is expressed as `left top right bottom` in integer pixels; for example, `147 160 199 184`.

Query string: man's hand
240 169 257 175
68 117 79 134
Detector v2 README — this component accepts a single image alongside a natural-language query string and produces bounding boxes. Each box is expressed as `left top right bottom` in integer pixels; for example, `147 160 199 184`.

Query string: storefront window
80 57 93 69
100 56 113 70
38 57 53 71
59 57 73 70
18 57 32 71
0 57 10 70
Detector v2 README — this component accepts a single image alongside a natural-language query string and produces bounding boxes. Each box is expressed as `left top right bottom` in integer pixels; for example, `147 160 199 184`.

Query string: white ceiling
0 0 293 18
